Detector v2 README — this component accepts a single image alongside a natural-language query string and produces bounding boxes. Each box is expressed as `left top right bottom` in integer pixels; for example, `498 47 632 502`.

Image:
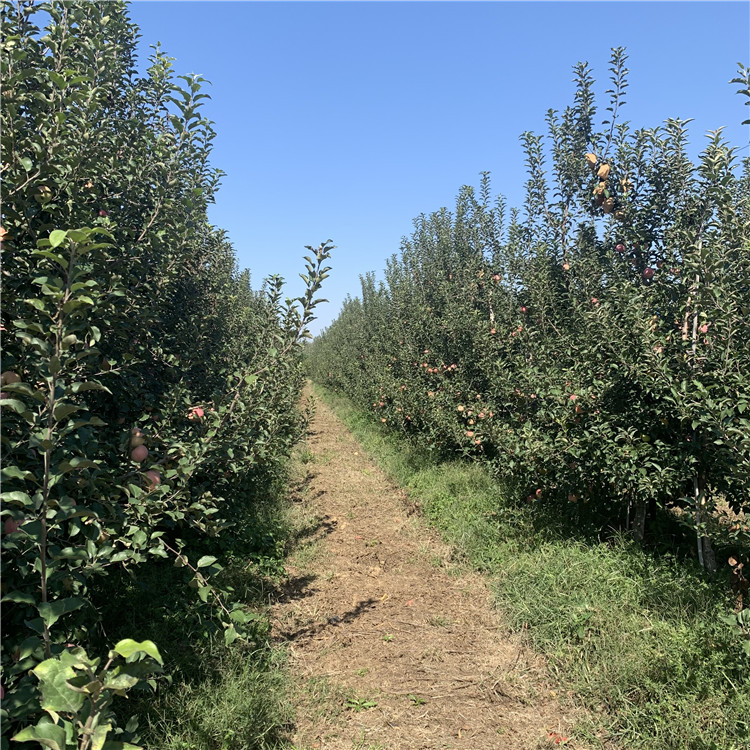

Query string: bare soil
272 391 583 749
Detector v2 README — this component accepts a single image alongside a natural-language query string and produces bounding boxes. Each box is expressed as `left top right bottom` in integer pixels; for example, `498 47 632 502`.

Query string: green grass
298 675 353 724
312 383 750 750
149 645 290 750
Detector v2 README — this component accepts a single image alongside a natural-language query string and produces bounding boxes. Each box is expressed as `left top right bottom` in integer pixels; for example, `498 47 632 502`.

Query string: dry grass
273 387 584 750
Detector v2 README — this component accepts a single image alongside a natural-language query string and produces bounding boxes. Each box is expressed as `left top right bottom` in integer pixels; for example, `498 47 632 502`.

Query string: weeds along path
273 388 582 749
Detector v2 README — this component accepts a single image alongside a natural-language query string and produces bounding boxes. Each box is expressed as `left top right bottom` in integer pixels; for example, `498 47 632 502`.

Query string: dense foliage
1 2 330 747
307 50 750 574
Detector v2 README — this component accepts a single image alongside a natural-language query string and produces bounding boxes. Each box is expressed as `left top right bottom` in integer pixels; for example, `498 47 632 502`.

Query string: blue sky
126 1 750 335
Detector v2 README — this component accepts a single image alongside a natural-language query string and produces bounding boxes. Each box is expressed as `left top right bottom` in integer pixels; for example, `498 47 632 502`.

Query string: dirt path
273 391 580 749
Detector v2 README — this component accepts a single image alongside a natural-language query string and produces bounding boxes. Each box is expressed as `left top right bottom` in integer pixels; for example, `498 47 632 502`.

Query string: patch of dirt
272 391 584 749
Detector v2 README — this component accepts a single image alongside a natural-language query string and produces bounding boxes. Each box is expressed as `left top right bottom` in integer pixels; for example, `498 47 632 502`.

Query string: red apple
643 267 655 280
4 518 20 535
1 371 21 386
144 469 161 491
130 445 148 463
130 428 146 447
615 243 625 253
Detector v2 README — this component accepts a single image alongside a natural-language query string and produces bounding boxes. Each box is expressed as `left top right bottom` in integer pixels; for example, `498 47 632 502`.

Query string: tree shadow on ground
290 512 337 545
274 598 377 643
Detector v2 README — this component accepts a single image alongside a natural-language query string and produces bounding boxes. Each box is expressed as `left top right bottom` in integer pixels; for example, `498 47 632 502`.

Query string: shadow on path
275 597 377 643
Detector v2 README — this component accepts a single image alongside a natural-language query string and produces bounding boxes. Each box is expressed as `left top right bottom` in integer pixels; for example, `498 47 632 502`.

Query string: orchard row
307 50 750 576
1 2 330 747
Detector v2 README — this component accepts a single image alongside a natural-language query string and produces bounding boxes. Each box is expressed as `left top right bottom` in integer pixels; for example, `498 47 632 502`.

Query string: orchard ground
274 384 590 750
278 383 749 750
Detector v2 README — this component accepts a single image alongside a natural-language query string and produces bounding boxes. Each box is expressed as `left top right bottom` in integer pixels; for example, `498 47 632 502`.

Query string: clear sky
125 1 750 336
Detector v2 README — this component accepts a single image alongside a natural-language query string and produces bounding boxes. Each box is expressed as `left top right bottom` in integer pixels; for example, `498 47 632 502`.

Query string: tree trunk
694 472 717 574
701 533 717 574
631 498 648 543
